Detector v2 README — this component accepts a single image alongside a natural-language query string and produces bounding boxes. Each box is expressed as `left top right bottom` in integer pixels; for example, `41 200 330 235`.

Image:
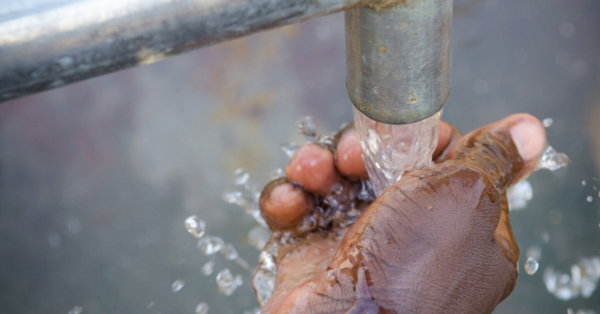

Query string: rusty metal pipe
345 0 453 124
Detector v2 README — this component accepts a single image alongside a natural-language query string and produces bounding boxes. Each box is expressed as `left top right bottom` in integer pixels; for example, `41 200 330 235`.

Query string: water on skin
254 113 573 310
253 112 442 307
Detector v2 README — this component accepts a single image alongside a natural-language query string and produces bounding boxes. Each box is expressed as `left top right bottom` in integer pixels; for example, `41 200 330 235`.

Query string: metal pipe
0 0 385 103
345 0 452 124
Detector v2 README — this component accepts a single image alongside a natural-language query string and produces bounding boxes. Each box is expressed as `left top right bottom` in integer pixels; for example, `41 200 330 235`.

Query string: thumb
447 113 547 192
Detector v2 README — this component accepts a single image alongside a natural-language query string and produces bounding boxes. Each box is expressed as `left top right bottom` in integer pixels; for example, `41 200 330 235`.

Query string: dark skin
257 114 547 314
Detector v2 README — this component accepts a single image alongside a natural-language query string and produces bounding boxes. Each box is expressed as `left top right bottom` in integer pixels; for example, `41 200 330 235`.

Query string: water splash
281 142 300 158
538 146 569 171
197 236 224 255
253 249 277 307
201 261 215 276
195 302 209 314
171 279 185 292
544 256 600 300
234 168 250 186
542 118 553 127
524 257 540 275
222 170 267 228
353 107 441 196
216 268 243 296
269 168 283 180
184 215 206 238
507 180 533 211
297 116 319 142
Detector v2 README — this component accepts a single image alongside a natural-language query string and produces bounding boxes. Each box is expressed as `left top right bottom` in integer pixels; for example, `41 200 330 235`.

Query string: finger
446 113 547 191
335 128 369 181
259 178 315 231
286 144 341 195
433 121 462 162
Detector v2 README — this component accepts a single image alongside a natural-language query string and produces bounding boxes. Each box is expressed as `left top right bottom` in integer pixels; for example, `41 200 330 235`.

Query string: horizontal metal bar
0 0 369 102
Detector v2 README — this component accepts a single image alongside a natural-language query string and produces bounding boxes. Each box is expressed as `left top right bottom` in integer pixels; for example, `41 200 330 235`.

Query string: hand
257 114 547 314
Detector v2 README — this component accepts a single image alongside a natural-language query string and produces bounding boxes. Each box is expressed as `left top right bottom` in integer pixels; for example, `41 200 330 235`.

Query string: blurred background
1 0 600 313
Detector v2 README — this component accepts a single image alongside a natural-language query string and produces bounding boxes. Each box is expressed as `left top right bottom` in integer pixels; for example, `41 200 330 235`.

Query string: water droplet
233 168 250 186
253 267 276 307
568 309 575 314
69 306 83 314
217 269 233 286
195 302 209 314
507 180 533 211
281 142 300 158
587 196 593 202
543 256 600 300
297 116 318 142
197 237 224 255
201 261 215 276
248 226 271 250
221 243 238 260
147 302 154 309
426 204 434 210
543 118 553 127
298 215 317 233
171 279 185 292
269 168 283 180
184 215 206 238
539 146 569 171
583 180 587 186
216 269 239 296
222 191 248 207
524 257 539 275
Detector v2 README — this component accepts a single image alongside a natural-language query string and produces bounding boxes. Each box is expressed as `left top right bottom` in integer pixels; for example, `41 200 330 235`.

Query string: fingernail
509 119 546 162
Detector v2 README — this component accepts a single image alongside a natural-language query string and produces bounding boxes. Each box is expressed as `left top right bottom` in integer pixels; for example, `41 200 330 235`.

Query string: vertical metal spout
345 0 453 124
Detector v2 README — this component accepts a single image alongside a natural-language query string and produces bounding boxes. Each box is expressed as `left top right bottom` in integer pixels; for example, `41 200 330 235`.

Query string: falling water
353 107 441 196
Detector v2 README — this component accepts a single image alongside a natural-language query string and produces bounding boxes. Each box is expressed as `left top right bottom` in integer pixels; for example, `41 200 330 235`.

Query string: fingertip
260 181 314 231
335 130 369 181
508 114 547 164
434 121 452 158
286 144 339 195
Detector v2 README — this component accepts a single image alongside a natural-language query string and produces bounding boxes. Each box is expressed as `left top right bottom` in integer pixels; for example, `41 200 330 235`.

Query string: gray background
1 0 599 313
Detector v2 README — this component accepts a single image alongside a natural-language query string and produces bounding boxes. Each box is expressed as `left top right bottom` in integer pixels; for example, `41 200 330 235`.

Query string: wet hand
257 114 547 314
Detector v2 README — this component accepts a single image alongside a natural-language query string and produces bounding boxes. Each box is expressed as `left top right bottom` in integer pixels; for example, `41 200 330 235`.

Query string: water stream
353 107 441 196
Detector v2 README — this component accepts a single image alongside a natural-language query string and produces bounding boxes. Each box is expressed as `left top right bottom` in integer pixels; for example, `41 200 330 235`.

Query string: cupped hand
256 114 546 314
